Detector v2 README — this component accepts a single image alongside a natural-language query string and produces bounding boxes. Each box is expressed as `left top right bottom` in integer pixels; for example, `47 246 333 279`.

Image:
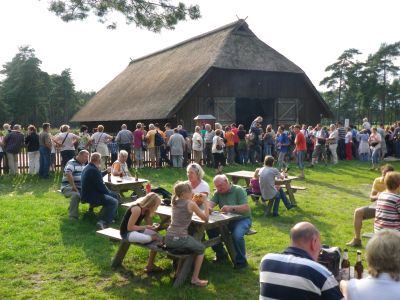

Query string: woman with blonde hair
120 192 162 273
165 181 209 287
91 125 112 169
340 230 400 299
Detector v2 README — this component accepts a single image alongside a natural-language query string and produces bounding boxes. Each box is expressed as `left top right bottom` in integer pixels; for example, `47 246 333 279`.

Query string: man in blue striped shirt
259 222 343 300
61 150 89 220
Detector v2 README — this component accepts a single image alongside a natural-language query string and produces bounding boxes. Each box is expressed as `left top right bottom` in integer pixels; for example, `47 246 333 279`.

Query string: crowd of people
1 117 400 176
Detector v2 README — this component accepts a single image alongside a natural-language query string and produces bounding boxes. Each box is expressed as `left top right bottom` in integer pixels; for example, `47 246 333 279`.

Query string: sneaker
96 220 107 230
212 254 228 263
234 262 248 269
346 238 362 247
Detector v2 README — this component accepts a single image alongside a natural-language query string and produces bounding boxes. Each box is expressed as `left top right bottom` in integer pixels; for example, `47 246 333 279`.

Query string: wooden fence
0 147 195 174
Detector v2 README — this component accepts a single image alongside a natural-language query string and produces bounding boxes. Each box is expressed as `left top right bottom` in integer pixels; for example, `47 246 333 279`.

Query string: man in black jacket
81 152 119 229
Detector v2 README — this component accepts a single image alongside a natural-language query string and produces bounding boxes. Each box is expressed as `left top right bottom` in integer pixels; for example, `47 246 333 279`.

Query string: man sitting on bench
60 150 89 220
81 152 119 230
259 155 294 217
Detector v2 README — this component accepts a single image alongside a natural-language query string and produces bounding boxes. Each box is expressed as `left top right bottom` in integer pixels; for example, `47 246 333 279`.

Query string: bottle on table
134 167 138 181
107 170 111 182
120 172 123 180
341 248 351 280
145 182 152 194
354 250 364 279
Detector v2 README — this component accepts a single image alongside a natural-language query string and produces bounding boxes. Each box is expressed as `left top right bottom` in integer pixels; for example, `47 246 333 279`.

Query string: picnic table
226 170 301 205
116 202 242 286
103 175 147 201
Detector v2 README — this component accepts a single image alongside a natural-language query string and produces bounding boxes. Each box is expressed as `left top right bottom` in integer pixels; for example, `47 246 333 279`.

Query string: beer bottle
354 250 364 279
134 167 139 181
341 248 350 280
107 170 111 182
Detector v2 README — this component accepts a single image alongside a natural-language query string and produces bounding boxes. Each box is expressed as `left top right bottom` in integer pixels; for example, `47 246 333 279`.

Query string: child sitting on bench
246 168 261 196
165 181 209 287
120 192 162 273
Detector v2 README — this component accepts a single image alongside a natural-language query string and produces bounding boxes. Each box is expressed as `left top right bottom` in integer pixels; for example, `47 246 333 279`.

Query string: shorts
165 235 205 255
362 206 375 219
134 147 143 160
148 147 156 160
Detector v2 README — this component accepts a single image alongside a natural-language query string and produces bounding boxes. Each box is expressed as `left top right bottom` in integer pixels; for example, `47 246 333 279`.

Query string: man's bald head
90 152 101 164
290 222 321 261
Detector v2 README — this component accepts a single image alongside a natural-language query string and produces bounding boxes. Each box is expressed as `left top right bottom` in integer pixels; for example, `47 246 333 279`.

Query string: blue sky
1 0 399 92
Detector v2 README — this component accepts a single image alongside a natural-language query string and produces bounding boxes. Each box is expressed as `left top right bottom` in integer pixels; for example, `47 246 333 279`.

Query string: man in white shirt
192 126 203 164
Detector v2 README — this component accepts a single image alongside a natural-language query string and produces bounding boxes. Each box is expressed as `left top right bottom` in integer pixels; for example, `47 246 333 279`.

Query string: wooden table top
103 175 147 187
122 201 241 225
226 170 298 183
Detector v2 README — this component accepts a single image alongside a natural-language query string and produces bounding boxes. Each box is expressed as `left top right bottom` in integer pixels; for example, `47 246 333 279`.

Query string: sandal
144 265 163 273
191 279 208 287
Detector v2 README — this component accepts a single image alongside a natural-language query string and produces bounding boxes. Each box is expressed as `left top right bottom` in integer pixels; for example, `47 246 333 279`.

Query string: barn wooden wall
175 68 328 130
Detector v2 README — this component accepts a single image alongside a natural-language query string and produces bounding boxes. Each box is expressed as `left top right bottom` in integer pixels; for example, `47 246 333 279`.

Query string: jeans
277 151 287 170
207 217 251 265
395 140 400 158
338 139 345 160
272 189 292 215
263 144 272 157
296 150 305 170
98 193 119 224
39 146 51 178
359 152 369 162
226 146 235 164
171 155 183 168
204 143 214 167
238 148 248 164
371 148 380 164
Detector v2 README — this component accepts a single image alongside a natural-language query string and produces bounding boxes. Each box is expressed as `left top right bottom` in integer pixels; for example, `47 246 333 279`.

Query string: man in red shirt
293 124 306 179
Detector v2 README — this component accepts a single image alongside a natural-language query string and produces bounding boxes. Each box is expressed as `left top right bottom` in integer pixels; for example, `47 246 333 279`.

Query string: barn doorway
236 98 275 129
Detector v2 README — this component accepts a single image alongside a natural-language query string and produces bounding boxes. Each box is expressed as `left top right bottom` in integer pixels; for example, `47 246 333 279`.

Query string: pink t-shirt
250 178 261 194
133 129 144 148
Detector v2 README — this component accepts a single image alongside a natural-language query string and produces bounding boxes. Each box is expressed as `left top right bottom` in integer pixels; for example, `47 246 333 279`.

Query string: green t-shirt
212 185 251 218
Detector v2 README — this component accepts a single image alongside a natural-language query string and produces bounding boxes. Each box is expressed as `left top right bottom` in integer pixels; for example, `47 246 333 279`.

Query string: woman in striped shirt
375 171 400 232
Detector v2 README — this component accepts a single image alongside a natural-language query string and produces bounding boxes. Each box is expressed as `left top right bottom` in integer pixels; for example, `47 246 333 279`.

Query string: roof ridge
129 19 246 65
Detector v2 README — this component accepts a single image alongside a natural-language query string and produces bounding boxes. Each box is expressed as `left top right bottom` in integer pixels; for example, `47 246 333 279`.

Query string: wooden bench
279 185 307 193
362 232 374 239
249 194 275 216
97 227 199 287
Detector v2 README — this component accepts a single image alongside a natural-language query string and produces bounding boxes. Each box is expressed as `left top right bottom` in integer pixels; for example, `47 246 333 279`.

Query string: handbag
141 139 148 151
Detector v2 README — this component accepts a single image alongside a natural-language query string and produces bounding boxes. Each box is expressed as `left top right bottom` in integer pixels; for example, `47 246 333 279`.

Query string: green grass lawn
1 160 399 299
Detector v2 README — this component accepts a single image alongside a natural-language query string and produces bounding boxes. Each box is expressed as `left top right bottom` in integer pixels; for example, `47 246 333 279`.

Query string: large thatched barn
72 20 332 132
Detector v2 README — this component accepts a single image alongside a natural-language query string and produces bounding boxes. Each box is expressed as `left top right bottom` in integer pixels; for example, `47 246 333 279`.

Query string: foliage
0 46 94 127
48 0 201 31
1 161 399 298
320 42 400 125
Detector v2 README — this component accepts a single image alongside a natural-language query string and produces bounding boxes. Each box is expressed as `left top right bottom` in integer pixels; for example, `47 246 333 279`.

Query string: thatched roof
72 20 328 122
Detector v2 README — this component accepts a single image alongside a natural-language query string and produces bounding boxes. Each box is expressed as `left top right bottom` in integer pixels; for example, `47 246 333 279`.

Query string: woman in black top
25 125 40 175
120 192 162 272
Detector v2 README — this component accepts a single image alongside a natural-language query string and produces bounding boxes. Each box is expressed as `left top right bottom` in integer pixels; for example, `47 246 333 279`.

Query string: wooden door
275 98 299 125
214 97 235 125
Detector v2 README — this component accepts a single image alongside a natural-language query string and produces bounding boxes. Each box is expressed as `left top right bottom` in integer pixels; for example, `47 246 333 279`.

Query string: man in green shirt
208 174 252 269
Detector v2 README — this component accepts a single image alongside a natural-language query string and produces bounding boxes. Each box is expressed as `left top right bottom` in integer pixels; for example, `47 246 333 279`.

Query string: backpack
155 130 164 146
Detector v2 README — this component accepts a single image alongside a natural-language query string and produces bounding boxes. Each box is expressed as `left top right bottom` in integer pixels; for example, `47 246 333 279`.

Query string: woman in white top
368 127 382 170
191 126 204 164
91 125 113 169
54 124 80 169
212 129 225 169
340 230 400 300
186 163 210 195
